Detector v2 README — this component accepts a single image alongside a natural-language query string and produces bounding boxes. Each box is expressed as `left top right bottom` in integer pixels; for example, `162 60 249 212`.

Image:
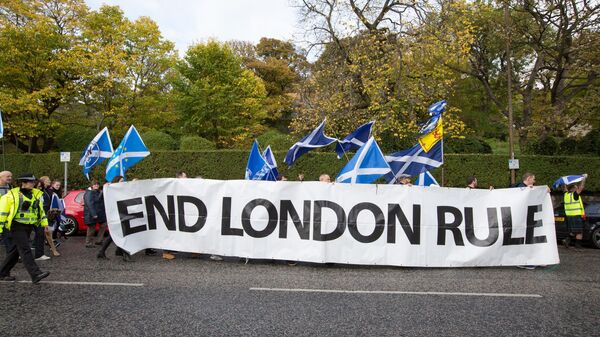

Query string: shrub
55 125 99 152
179 136 216 150
142 130 177 150
256 129 294 151
524 136 559 155
445 137 492 154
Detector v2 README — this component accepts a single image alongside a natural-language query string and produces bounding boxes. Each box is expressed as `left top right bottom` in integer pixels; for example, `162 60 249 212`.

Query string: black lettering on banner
221 197 243 236
347 203 385 243
177 196 207 233
387 204 421 244
242 199 278 238
313 200 346 241
501 207 524 245
118 198 146 236
145 195 176 231
464 207 499 247
437 206 464 246
526 204 547 244
279 200 310 240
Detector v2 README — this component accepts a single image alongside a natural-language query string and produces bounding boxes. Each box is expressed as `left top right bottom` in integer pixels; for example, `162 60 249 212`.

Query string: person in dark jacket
83 179 107 248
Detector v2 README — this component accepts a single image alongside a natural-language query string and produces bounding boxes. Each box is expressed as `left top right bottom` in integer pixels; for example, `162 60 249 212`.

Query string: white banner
104 179 559 267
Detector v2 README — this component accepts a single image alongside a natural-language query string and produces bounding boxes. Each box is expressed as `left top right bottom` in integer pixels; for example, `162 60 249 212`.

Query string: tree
293 0 469 151
0 0 87 152
173 41 267 148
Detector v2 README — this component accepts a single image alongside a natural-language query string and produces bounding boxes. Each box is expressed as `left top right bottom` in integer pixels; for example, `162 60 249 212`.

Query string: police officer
0 173 50 283
563 175 587 249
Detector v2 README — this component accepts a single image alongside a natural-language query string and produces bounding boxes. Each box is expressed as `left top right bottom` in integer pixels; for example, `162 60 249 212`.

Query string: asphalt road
0 237 598 337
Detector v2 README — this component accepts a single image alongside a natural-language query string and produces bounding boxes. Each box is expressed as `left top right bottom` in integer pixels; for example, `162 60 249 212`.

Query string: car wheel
591 228 600 249
61 216 79 236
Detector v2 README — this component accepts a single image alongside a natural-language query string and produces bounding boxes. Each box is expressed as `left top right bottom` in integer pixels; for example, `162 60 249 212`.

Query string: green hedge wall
3 151 600 191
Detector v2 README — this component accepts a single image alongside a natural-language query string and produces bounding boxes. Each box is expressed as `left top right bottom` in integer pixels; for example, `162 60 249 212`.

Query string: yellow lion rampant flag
418 120 443 152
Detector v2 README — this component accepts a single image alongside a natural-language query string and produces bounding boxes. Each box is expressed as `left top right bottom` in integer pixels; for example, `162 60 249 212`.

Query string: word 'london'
117 195 547 246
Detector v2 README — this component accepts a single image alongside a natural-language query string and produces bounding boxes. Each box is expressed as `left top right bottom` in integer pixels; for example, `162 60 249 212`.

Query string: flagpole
1 138 4 171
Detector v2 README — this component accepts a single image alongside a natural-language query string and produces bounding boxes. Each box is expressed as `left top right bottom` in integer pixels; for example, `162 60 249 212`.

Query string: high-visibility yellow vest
0 187 48 233
564 192 585 217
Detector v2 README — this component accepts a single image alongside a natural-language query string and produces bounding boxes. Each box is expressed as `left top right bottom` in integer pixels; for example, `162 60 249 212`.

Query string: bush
445 137 492 154
142 130 177 150
5 151 600 191
179 136 216 150
524 136 559 155
55 125 99 152
256 129 294 151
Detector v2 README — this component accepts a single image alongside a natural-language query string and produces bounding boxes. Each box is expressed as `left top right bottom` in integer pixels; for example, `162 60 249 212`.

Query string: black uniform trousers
0 222 42 278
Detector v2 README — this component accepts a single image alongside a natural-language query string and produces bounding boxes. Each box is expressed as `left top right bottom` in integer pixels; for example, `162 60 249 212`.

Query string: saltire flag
262 145 279 180
79 127 114 179
245 140 275 181
0 110 4 138
105 125 149 182
419 99 446 134
49 193 66 223
336 137 391 184
552 174 587 189
335 121 374 159
284 120 337 166
414 171 439 186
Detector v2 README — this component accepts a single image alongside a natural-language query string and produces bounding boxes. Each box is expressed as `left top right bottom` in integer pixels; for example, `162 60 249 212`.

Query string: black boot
562 237 571 249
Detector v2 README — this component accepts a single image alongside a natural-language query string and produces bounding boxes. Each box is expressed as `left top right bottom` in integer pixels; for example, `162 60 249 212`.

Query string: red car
62 189 106 236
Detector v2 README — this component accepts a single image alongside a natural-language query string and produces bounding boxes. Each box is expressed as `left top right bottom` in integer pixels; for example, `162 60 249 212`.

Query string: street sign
60 152 70 162
508 159 519 170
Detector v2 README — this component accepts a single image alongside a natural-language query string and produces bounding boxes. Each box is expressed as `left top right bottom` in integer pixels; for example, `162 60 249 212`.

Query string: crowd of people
0 168 589 282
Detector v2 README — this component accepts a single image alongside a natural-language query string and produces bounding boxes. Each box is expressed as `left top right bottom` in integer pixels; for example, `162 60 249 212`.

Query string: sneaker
35 255 51 261
32 271 50 284
0 275 16 281
210 255 223 261
162 252 175 260
54 240 61 248
145 249 157 256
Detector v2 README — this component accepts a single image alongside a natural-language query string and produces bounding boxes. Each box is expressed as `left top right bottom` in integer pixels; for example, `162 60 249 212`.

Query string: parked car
61 189 106 236
554 202 600 248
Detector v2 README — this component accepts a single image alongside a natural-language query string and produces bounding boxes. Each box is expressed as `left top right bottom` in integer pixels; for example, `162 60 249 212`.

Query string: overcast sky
84 0 301 54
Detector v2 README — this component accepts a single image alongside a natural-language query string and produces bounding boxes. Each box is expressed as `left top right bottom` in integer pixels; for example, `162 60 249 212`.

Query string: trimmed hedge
4 151 600 191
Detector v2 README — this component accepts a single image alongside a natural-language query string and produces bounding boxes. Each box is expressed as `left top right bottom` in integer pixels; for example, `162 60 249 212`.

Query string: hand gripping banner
104 179 559 267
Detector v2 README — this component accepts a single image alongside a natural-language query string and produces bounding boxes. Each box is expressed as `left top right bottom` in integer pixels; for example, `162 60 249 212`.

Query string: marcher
97 176 131 261
563 176 587 249
36 176 59 258
0 171 12 196
319 174 331 183
0 173 50 283
83 179 107 248
466 176 494 190
395 174 412 186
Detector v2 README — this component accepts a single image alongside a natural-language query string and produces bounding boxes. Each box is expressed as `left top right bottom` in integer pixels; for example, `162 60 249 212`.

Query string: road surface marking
250 287 542 298
0 280 144 287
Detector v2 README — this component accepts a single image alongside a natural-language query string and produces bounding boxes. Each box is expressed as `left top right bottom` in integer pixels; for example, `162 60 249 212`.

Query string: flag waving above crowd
105 125 150 182
245 140 276 181
284 120 337 166
335 121 374 159
336 137 390 184
79 127 114 179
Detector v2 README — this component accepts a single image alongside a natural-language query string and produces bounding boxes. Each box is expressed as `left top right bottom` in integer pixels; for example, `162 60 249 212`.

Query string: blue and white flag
105 125 150 182
0 110 4 139
246 141 274 181
79 127 114 179
284 120 337 166
419 99 446 134
262 146 279 180
336 137 391 184
384 140 443 184
552 174 587 189
335 121 374 159
415 170 439 186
